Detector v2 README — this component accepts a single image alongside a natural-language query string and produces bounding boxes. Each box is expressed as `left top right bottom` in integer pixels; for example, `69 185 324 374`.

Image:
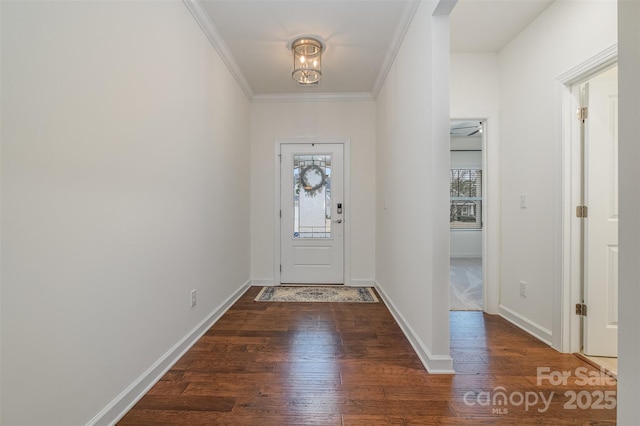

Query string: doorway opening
449 120 484 311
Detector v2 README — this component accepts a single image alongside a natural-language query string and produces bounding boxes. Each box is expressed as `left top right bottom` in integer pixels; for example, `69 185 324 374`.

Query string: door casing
558 45 617 353
274 137 351 286
449 118 499 314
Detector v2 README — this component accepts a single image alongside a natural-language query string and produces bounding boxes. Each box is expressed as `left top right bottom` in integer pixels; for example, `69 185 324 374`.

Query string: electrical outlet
519 281 527 298
190 289 197 308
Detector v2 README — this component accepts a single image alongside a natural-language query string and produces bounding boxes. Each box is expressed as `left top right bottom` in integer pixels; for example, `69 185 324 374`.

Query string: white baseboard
250 279 275 286
498 304 553 346
88 280 251 426
374 282 455 374
349 278 375 287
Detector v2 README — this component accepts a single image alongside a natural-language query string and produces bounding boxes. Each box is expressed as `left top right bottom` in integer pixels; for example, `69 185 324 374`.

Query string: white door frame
450 117 500 314
558 45 617 353
274 137 351 286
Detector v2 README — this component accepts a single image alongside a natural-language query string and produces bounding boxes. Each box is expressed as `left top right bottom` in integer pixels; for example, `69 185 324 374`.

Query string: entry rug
255 286 379 303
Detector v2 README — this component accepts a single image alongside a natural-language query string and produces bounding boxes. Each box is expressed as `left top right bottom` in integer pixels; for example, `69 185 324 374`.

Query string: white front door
583 67 618 357
280 143 344 284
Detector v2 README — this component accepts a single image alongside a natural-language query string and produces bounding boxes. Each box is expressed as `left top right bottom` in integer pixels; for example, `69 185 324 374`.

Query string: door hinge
576 303 588 317
280 265 282 273
279 209 281 218
576 205 588 218
577 106 588 121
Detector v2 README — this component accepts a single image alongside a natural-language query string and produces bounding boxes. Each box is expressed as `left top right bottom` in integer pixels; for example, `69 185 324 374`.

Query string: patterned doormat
255 286 379 303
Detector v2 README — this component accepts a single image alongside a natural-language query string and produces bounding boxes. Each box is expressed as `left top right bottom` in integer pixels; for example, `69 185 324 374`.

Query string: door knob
334 219 342 224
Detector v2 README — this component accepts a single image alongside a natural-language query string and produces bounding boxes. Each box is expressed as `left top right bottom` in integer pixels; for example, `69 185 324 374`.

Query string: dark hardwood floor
118 286 616 425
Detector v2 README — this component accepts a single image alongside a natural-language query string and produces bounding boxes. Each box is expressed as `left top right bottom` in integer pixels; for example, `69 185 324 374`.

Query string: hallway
119 286 616 424
450 257 483 311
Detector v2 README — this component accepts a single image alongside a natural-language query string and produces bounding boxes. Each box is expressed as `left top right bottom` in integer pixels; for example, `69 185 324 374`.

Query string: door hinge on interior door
576 206 588 218
576 303 588 317
577 106 589 121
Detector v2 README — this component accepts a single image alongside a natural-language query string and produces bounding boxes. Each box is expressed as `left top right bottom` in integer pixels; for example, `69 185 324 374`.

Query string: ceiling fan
450 122 483 137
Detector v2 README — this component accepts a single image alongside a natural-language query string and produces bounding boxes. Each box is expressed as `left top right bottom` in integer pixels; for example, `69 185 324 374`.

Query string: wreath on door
299 165 326 197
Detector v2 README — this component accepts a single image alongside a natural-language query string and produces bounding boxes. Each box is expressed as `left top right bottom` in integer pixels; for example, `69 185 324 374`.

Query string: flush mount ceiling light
290 37 324 85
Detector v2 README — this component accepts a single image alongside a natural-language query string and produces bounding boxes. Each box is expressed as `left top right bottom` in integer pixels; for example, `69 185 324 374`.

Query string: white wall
450 53 500 119
450 147 482 258
250 101 376 285
375 1 452 372
0 1 251 424
617 0 640 421
450 228 482 258
498 1 617 343
450 148 481 167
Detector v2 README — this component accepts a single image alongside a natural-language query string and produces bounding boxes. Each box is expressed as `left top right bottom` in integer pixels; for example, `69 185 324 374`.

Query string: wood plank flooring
118 286 616 425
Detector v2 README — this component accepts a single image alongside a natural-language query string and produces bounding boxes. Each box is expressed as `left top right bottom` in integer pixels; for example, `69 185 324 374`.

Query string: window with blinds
450 169 482 229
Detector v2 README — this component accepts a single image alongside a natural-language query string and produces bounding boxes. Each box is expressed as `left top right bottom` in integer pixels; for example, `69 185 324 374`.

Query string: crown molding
557 44 618 85
183 0 254 100
371 0 421 99
433 0 458 16
252 92 374 103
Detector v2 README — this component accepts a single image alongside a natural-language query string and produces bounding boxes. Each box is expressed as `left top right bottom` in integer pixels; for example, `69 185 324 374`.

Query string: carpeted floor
450 257 483 311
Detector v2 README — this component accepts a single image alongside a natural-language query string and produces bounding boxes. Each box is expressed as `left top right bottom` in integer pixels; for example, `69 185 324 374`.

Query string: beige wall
375 1 452 371
1 1 251 424
250 101 376 285
498 0 617 342
617 0 640 421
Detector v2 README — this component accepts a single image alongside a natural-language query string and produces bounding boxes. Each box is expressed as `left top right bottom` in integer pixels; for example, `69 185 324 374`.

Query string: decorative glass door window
293 154 331 238
450 169 482 229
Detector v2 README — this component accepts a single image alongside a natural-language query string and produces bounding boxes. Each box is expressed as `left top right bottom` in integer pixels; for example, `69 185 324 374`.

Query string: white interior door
280 143 344 284
583 67 618 357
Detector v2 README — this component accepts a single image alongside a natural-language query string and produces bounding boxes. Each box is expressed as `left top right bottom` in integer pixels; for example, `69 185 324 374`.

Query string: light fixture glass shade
291 37 322 85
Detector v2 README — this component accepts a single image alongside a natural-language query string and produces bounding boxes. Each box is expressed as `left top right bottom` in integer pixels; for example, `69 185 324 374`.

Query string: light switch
520 194 528 209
